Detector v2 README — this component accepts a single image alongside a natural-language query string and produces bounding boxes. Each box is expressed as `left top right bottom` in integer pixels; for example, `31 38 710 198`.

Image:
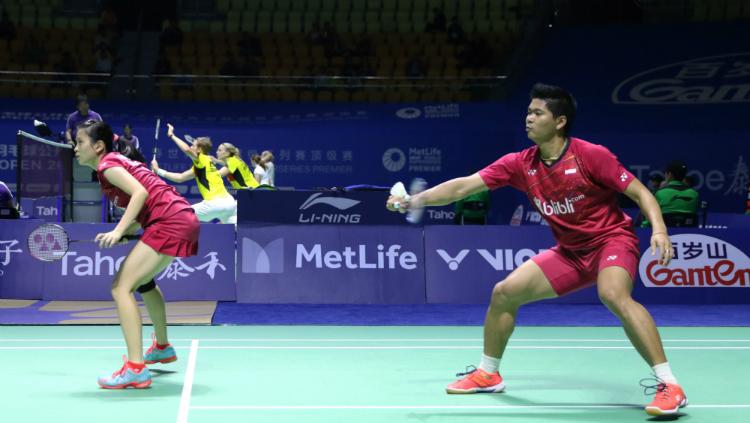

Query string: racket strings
27 224 69 261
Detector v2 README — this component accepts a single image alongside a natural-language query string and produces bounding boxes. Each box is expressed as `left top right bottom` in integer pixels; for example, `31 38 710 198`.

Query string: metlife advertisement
236 224 425 303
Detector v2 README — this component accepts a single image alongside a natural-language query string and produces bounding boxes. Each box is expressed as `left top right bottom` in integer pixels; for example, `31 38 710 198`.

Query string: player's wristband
651 231 667 236
156 169 167 177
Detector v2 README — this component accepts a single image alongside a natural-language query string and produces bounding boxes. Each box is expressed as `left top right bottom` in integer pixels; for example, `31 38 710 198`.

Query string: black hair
529 83 577 136
80 119 114 152
76 94 89 107
666 160 688 181
80 120 147 163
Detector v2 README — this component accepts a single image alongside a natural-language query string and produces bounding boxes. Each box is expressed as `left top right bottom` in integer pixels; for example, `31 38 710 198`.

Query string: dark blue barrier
424 226 750 304
0 219 43 299
0 220 236 300
237 189 406 225
3 219 748 304
236 224 425 303
237 188 508 226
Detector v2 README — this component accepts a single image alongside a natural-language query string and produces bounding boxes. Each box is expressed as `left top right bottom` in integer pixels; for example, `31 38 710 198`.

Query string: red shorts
141 209 200 257
531 234 641 296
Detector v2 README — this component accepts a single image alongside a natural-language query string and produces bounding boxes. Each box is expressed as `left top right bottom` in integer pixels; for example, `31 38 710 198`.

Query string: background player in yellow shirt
150 123 237 224
213 142 259 189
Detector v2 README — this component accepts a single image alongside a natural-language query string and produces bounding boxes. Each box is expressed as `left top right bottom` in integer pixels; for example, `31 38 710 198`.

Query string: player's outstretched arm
415 173 487 208
166 123 197 161
151 158 195 183
624 178 673 266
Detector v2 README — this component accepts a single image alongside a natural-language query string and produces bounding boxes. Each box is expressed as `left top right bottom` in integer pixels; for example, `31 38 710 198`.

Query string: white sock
479 354 500 374
652 362 678 385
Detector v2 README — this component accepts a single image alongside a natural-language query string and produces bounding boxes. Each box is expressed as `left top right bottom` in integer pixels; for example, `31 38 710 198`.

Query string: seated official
642 160 699 227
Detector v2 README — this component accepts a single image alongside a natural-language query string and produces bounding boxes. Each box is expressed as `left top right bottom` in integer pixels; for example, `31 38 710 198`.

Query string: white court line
2 345 750 350
176 339 199 423
190 404 750 411
197 346 750 350
1 338 750 342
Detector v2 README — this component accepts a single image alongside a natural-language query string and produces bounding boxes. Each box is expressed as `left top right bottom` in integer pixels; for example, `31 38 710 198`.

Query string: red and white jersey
97 152 193 229
479 137 638 251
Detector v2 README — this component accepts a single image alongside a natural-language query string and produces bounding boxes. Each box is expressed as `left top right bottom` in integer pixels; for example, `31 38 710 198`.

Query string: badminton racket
152 118 160 160
27 223 140 262
390 178 427 223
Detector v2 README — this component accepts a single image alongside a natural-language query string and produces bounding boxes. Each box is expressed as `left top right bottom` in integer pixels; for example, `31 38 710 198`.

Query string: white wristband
156 169 167 177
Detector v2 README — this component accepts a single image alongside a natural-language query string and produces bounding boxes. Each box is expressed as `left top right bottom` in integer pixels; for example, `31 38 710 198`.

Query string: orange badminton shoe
644 381 688 416
446 366 505 394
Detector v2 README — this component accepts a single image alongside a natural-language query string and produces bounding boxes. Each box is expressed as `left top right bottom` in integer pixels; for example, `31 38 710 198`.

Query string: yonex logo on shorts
607 255 618 261
241 237 284 274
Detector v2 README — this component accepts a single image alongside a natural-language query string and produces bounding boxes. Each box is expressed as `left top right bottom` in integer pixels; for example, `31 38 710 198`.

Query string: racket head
27 223 70 262
406 178 427 224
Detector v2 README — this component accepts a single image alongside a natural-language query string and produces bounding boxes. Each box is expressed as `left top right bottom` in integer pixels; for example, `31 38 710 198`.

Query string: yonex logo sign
241 237 284 274
437 248 544 271
437 249 470 270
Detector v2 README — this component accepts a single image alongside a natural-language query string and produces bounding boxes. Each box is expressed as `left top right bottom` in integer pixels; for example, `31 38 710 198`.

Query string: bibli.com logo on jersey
638 234 750 287
241 237 419 273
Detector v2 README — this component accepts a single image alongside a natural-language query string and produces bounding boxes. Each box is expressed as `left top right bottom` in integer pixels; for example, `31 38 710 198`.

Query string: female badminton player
74 120 200 389
151 124 237 223
214 142 259 189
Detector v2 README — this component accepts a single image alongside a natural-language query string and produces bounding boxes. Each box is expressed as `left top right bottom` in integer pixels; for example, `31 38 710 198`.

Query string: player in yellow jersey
213 142 259 189
150 124 237 224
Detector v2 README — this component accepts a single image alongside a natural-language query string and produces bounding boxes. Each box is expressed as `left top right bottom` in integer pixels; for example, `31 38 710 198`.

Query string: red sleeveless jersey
479 137 638 251
97 152 193 229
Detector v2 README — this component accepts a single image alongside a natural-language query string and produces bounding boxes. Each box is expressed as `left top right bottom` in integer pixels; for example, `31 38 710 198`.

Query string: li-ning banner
236 224 424 303
236 188 457 225
237 189 405 225
513 22 750 213
0 220 236 301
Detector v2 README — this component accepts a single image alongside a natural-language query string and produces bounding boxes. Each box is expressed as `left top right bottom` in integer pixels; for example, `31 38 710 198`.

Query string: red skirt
141 209 200 257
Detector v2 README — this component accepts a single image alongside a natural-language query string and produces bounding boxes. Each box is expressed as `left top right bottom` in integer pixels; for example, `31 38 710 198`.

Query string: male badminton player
74 120 199 389
151 124 237 223
214 142 259 189
387 83 687 416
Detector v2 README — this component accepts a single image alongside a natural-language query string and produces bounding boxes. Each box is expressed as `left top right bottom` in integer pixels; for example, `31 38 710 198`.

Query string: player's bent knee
598 289 629 311
490 281 516 308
